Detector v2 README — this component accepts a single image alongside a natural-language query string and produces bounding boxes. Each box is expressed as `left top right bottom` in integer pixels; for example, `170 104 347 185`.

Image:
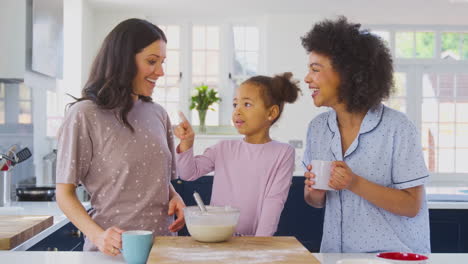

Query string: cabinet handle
47 247 58 251
71 229 82 238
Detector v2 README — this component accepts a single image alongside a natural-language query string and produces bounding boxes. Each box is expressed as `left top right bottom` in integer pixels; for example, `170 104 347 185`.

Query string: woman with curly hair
302 16 430 253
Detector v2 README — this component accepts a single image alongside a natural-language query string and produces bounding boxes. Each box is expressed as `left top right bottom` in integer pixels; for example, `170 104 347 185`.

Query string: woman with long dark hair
56 18 185 256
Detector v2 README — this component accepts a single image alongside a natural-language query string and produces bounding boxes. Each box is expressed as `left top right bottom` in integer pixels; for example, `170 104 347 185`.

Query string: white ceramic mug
310 160 334 191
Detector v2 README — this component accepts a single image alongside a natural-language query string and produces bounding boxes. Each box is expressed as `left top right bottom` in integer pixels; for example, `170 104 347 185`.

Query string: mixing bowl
184 205 240 242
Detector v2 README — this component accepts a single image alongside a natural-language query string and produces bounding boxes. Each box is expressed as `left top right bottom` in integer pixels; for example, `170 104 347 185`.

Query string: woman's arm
329 161 424 217
56 183 123 256
167 183 186 232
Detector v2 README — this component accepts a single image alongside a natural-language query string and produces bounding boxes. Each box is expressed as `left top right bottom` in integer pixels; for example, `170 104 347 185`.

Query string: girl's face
132 40 166 98
232 83 277 136
304 51 341 108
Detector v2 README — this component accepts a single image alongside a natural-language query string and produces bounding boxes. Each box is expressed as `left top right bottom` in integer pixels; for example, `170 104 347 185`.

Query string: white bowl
184 206 240 243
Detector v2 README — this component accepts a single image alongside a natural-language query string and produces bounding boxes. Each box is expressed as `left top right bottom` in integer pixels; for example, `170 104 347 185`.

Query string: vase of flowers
189 84 221 133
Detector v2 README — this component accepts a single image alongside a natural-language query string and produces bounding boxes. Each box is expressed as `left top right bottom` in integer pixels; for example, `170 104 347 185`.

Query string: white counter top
0 201 91 251
313 253 468 263
0 251 466 263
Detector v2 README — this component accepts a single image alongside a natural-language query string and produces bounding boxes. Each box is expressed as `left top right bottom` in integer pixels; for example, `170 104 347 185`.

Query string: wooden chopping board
148 236 320 264
0 215 53 250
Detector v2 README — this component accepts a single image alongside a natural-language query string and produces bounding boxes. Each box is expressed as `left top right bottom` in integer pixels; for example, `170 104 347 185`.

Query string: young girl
174 73 300 236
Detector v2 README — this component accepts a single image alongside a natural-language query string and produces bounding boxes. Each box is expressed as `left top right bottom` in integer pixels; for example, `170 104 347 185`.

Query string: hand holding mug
304 163 327 194
93 226 124 256
329 161 356 190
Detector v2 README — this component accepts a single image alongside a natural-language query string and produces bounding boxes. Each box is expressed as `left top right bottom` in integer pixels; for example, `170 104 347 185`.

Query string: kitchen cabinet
27 221 83 251
430 209 468 253
0 0 26 79
172 177 468 253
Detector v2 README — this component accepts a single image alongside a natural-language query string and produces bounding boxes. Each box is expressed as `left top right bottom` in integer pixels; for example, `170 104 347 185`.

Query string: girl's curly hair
301 16 394 113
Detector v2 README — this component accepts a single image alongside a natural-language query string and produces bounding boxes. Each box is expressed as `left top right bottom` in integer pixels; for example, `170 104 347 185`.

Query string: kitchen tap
0 146 32 206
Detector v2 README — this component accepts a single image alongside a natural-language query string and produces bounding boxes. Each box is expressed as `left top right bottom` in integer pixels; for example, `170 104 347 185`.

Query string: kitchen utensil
0 155 15 165
16 186 56 201
193 191 207 213
14 147 32 164
376 252 428 262
0 147 31 167
184 205 240 242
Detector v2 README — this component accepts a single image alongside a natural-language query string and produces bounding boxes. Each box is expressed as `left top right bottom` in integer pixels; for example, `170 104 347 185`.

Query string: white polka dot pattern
56 100 177 251
303 104 430 253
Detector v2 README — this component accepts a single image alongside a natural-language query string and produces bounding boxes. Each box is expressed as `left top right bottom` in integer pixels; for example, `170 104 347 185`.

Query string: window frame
369 24 468 182
147 16 263 131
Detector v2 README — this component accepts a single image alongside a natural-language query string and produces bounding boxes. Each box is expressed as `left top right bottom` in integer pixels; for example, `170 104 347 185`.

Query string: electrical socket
288 140 303 149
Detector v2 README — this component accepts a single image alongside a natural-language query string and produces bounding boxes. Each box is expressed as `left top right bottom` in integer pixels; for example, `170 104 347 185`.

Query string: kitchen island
0 201 91 251
0 242 467 263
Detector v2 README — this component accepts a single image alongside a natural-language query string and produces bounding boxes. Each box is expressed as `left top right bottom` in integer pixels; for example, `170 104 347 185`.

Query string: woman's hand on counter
168 195 186 232
92 226 124 256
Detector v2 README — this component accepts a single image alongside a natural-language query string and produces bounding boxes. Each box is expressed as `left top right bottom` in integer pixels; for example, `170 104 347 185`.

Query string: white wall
33 0 92 184
264 14 329 167
0 0 26 79
81 1 95 87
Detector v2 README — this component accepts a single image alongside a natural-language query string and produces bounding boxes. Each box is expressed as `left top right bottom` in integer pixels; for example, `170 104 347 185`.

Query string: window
191 25 220 126
232 26 260 84
147 18 261 131
370 26 468 180
153 25 181 124
46 90 62 137
18 83 32 124
441 32 468 60
421 73 468 173
0 83 5 124
384 72 407 113
395 31 435 58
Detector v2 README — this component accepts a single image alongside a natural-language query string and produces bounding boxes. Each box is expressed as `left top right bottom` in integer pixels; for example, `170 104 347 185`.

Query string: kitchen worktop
148 236 319 263
0 245 467 263
0 201 91 251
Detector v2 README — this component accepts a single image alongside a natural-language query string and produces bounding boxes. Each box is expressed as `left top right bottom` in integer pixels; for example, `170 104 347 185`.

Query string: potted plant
189 84 221 133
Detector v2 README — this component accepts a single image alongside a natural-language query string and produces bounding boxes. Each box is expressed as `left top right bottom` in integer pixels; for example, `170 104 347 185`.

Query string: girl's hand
304 164 326 194
329 161 356 190
168 194 186 232
174 111 195 152
92 226 124 256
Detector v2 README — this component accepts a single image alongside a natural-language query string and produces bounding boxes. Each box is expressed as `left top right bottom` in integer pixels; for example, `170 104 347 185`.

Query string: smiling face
304 51 341 108
232 83 276 137
132 40 166 98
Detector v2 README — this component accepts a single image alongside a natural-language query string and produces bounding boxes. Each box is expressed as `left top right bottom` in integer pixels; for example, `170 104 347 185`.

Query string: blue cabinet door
27 222 84 251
